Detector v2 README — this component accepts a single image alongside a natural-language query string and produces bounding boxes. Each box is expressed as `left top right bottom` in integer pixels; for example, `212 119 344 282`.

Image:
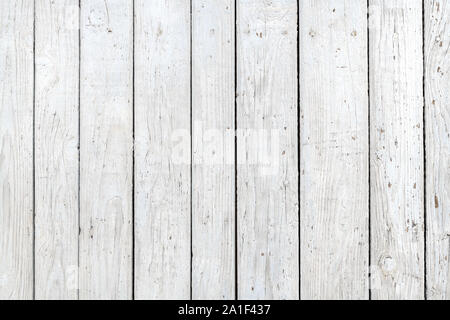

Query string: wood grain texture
35 0 79 300
300 0 369 300
134 0 191 300
425 0 450 300
369 0 424 299
237 0 299 299
79 0 133 300
0 0 34 300
1 0 449 302
192 0 235 300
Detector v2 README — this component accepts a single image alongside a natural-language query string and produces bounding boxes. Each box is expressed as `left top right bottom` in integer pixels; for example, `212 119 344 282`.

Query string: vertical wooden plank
191 0 235 300
369 0 424 299
425 0 450 300
134 0 191 299
237 0 298 299
300 0 369 299
79 0 133 299
0 0 34 300
35 0 79 300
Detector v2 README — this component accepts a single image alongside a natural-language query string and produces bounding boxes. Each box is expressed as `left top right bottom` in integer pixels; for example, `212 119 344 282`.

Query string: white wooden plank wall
369 0 425 300
300 0 369 300
237 0 299 299
134 0 191 300
0 0 34 300
79 0 133 299
192 0 235 300
425 0 450 300
35 0 79 300
0 0 449 300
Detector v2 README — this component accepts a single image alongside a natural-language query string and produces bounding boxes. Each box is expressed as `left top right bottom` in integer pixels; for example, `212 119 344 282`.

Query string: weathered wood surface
34 0 79 300
300 0 369 300
134 0 191 300
0 0 449 301
237 0 299 299
79 0 133 299
0 0 34 300
369 0 425 300
425 0 450 300
192 0 235 300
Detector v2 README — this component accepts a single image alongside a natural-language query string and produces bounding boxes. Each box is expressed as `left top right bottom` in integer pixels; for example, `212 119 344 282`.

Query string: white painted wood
237 0 299 299
300 0 369 300
79 0 133 300
191 0 235 300
425 0 450 300
34 0 79 300
369 0 424 299
0 0 34 300
1 0 448 302
134 0 191 299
